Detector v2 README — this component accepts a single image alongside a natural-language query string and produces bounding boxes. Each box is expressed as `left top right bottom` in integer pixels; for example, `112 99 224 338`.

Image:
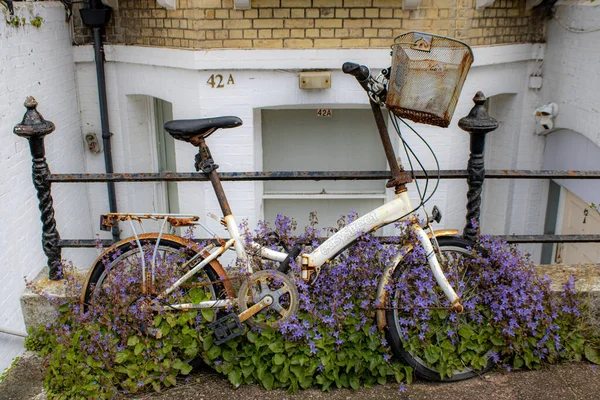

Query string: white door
556 189 600 264
261 108 387 230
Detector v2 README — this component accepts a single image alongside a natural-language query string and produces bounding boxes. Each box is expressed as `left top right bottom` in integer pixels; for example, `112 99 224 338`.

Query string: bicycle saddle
164 116 243 142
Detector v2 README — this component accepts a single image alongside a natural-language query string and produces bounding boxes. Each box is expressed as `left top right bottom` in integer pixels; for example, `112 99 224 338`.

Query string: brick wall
73 0 546 48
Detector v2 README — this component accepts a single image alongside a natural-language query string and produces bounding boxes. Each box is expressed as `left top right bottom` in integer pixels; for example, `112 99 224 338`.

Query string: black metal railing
14 93 600 280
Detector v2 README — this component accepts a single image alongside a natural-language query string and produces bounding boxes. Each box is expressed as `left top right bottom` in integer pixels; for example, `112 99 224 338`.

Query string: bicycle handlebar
342 61 371 92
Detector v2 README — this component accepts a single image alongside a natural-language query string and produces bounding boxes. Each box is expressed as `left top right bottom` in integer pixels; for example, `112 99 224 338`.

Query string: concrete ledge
20 264 599 332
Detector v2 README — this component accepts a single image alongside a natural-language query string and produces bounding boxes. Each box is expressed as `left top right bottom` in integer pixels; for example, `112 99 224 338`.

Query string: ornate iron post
14 97 62 280
458 92 499 242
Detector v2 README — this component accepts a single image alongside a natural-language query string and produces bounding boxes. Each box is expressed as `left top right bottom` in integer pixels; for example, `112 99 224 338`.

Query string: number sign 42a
207 74 235 88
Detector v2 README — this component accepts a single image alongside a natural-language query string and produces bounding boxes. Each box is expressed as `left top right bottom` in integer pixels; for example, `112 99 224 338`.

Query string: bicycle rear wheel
83 235 226 320
385 236 495 381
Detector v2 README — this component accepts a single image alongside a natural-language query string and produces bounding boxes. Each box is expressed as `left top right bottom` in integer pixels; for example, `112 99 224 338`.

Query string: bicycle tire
83 235 225 311
385 236 495 381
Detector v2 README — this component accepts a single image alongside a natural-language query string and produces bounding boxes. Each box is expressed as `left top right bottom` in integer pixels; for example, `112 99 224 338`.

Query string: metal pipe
48 169 600 183
91 27 120 242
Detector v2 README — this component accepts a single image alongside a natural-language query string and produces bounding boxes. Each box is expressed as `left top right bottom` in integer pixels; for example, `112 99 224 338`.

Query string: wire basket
386 32 474 128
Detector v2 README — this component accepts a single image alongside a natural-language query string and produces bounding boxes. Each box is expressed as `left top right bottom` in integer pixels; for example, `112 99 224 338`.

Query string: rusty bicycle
82 32 493 381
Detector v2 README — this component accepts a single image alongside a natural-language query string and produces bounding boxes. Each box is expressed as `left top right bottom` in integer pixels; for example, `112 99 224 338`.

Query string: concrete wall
72 43 547 259
0 3 94 372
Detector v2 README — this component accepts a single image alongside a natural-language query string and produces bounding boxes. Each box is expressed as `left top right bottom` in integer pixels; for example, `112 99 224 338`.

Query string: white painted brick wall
543 3 600 147
73 45 547 260
0 3 94 372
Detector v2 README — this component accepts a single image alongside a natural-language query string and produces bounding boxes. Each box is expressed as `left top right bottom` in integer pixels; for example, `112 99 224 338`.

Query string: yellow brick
306 9 320 18
350 9 365 18
274 9 291 18
365 8 378 18
431 19 454 30
290 29 305 37
244 30 258 39
344 0 371 6
284 38 313 48
215 30 229 39
172 20 180 29
321 28 335 37
291 9 305 18
439 9 449 18
168 29 184 38
184 30 201 40
402 19 432 30
167 10 184 19
273 29 290 38
377 28 392 37
216 10 230 19
224 20 252 29
321 8 335 18
223 39 253 48
306 29 320 37
189 0 221 7
141 28 152 36
363 28 377 37
508 9 520 17
201 40 224 48
372 19 402 28
314 0 342 6
335 8 349 18
341 38 370 47
285 19 315 28
181 20 189 29
314 38 342 47
230 30 243 39
258 29 272 38
379 8 393 18
254 39 284 48
393 9 410 18
281 0 311 7
230 10 244 19
254 19 285 28
148 19 156 28
244 9 259 18
259 8 273 18
195 20 222 29
370 38 394 47
253 0 280 7
223 0 233 7
373 0 396 6
344 19 371 28
152 10 166 18
315 19 343 28
164 20 172 28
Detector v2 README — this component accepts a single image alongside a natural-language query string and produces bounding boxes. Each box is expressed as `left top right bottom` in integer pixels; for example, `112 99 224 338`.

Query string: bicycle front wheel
385 236 495 381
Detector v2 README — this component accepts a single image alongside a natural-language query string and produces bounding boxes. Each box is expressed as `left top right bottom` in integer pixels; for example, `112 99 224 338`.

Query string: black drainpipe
80 2 120 242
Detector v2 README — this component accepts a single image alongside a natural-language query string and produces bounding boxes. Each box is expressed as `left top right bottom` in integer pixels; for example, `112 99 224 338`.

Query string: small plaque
316 109 332 117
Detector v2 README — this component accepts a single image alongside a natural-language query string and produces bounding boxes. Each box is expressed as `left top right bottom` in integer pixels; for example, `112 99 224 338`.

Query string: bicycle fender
375 229 459 331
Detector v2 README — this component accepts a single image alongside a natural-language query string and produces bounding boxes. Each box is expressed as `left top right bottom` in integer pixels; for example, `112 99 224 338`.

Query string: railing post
13 97 62 280
458 91 499 242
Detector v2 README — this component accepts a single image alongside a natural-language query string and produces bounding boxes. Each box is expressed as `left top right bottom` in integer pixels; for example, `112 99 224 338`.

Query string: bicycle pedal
208 313 244 345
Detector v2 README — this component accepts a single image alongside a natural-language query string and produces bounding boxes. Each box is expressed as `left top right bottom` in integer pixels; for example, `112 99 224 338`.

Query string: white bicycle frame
150 188 460 312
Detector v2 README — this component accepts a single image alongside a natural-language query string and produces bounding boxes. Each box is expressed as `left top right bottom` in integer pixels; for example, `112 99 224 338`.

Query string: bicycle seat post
193 136 232 217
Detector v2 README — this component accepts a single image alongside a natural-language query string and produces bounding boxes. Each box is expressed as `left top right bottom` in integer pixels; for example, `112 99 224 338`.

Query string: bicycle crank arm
238 295 273 323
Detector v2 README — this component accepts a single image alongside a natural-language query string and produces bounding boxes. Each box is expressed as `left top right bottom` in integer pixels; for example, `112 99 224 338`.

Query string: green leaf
127 336 139 347
513 356 524 369
206 345 221 360
299 375 314 389
165 375 177 387
201 309 215 322
261 373 274 390
242 365 254 378
228 369 242 387
134 343 144 356
585 344 600 364
273 354 286 366
458 326 474 339
180 364 193 375
268 341 284 353
490 336 504 346
172 359 184 370
247 330 259 343
115 351 129 364
349 375 360 390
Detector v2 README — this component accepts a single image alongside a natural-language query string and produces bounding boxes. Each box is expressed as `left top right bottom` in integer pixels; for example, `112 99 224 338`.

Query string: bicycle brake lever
428 206 442 224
